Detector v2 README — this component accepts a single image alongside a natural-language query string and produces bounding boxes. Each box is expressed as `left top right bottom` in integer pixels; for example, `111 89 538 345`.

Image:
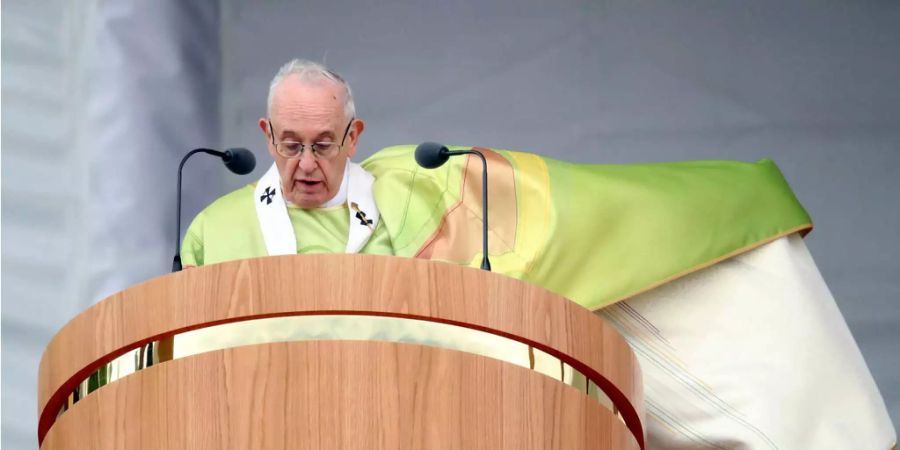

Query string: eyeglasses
268 117 354 160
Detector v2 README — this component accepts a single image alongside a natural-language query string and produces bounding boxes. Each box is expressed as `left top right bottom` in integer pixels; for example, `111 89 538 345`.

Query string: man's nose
296 150 318 172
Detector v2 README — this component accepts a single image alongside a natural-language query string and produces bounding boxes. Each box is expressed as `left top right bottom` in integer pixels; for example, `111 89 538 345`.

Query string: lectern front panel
43 341 639 450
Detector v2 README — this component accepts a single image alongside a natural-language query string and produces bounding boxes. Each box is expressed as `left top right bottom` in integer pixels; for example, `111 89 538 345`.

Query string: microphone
414 141 451 168
222 147 256 175
414 142 491 271
172 147 257 272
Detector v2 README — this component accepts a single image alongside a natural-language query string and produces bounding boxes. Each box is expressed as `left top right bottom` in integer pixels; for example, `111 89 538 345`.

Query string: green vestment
181 187 393 267
182 145 811 311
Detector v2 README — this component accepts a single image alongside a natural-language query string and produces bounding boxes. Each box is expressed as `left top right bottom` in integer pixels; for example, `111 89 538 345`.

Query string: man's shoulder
183 183 265 266
185 182 260 244
202 183 257 214
192 183 260 228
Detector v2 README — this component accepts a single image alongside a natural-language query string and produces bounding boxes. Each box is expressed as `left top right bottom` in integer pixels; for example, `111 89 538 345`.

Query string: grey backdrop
3 1 898 448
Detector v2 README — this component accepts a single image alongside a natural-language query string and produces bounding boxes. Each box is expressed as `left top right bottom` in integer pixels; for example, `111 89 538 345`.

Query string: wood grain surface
42 341 639 450
38 255 643 447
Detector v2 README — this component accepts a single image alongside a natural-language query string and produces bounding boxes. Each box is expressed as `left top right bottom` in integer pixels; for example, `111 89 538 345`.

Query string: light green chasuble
181 183 393 267
183 145 810 310
288 204 392 254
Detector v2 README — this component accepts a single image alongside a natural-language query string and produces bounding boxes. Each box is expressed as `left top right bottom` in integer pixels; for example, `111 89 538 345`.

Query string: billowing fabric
185 144 810 311
599 234 896 449
186 145 810 309
364 145 812 310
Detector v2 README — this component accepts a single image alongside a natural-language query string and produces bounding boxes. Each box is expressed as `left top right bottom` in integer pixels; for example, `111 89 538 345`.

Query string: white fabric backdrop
3 0 223 447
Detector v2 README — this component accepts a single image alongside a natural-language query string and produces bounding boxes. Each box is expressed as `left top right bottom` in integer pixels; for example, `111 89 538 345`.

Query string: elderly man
181 60 392 266
182 60 895 448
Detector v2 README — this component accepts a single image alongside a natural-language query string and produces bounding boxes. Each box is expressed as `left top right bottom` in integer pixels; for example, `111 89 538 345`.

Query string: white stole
253 160 380 255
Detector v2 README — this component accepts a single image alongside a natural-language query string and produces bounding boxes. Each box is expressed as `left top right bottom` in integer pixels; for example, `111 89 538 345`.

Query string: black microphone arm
172 147 256 272
414 142 491 271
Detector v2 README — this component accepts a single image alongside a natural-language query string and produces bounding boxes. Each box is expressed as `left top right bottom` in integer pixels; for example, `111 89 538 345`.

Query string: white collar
319 159 349 208
254 160 380 255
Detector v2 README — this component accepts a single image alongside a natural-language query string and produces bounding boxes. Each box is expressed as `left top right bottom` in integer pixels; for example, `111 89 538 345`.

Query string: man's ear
258 117 270 135
346 119 365 159
259 117 276 158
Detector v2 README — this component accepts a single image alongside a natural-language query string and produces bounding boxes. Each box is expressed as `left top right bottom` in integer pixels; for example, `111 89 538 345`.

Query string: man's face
259 75 364 208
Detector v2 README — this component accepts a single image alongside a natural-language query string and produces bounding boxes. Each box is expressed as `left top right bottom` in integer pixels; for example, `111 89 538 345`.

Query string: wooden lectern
38 255 644 449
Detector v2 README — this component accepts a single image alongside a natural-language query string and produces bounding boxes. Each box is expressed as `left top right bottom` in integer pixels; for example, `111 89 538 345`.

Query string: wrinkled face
259 75 363 208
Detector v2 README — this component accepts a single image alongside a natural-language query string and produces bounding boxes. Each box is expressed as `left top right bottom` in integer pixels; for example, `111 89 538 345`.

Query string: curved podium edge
38 255 645 448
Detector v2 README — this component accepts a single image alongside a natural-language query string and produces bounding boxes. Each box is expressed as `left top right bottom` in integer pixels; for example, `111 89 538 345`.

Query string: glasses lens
277 142 302 158
313 142 340 160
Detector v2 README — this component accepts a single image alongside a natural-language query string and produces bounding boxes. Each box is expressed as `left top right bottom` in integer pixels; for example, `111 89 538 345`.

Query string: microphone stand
440 148 491 271
172 148 234 272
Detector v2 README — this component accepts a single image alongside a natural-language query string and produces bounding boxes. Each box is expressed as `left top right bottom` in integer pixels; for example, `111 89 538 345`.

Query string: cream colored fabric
598 234 896 449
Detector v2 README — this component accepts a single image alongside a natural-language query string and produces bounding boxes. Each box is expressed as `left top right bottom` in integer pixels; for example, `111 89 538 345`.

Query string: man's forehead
271 75 344 110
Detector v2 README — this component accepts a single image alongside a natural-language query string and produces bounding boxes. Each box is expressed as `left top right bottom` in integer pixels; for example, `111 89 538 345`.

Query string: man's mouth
293 179 324 192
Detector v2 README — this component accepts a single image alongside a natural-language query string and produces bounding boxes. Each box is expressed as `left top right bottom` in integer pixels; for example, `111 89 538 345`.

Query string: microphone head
415 142 450 169
222 148 256 175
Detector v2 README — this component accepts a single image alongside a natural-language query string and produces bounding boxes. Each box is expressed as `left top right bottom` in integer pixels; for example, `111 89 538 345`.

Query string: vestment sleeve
180 213 205 267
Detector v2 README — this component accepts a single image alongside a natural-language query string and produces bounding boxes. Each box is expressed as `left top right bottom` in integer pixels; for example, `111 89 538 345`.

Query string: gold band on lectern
57 314 621 423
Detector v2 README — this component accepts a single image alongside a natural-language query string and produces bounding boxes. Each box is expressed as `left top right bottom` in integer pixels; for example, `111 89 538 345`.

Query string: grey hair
266 59 356 120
